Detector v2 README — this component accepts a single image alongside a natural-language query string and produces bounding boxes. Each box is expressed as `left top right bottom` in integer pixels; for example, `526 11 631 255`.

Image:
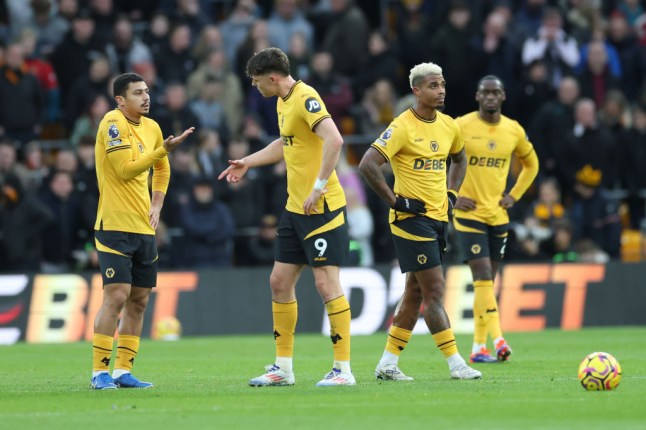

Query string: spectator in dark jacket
354 31 400 100
153 82 199 147
38 170 83 271
49 9 103 108
180 176 235 267
0 173 53 272
306 51 354 130
154 23 196 84
619 102 646 228
429 0 475 116
320 0 369 79
0 42 44 145
569 165 621 258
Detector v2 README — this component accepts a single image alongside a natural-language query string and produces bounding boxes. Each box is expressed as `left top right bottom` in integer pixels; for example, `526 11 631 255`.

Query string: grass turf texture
1 327 644 429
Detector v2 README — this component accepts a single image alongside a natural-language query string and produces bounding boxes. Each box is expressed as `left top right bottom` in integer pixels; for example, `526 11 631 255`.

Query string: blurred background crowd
0 0 645 273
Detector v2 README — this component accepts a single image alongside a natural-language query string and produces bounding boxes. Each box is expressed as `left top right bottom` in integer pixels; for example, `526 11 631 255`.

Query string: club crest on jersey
137 142 144 153
305 97 322 113
108 124 120 139
487 140 497 151
430 141 439 152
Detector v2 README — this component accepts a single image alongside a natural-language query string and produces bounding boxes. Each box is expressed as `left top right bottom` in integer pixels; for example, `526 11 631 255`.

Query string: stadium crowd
0 0 645 273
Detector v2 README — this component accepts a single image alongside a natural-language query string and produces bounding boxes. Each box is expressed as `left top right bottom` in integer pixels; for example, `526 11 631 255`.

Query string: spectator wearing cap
569 164 621 258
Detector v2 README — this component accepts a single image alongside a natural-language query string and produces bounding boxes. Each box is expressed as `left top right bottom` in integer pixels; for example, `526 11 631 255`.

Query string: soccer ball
153 316 182 341
577 352 622 391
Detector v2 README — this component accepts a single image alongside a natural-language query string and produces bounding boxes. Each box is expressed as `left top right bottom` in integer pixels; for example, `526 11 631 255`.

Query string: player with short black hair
453 75 539 363
91 72 194 390
359 62 481 381
219 47 354 387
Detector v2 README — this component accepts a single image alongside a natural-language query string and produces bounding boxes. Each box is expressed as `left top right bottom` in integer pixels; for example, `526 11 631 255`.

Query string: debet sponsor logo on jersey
469 156 507 168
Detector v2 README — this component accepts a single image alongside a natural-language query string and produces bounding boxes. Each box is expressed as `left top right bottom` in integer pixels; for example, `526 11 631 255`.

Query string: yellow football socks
385 325 412 355
473 279 503 340
432 328 458 359
273 300 297 358
92 333 114 372
115 335 140 372
325 295 351 361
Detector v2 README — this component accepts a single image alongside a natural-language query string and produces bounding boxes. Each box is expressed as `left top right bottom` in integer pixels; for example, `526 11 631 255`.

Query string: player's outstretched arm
218 138 284 183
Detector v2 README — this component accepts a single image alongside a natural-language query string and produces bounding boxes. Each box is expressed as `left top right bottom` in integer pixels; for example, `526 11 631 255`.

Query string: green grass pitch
1 327 644 429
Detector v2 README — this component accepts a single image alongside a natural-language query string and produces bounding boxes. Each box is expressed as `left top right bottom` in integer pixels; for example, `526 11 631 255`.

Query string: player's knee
127 295 149 314
421 281 445 305
269 273 292 295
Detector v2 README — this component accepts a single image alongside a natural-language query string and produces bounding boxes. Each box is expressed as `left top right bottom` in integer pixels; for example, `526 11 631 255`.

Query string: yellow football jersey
370 108 464 224
454 112 536 225
94 109 170 235
278 80 346 214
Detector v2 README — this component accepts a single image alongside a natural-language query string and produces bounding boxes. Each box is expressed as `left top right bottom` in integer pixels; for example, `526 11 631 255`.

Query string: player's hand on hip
303 188 326 216
163 127 195 152
499 193 516 209
454 196 477 211
218 159 249 183
392 196 426 216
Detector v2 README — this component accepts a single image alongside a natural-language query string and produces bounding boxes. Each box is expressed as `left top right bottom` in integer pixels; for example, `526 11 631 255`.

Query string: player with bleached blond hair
359 62 482 381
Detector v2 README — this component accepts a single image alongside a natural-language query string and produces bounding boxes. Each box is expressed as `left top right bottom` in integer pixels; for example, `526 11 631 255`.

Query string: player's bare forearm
245 138 284 168
219 139 284 182
314 117 344 181
150 191 165 230
151 191 165 209
447 148 467 193
359 147 396 207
